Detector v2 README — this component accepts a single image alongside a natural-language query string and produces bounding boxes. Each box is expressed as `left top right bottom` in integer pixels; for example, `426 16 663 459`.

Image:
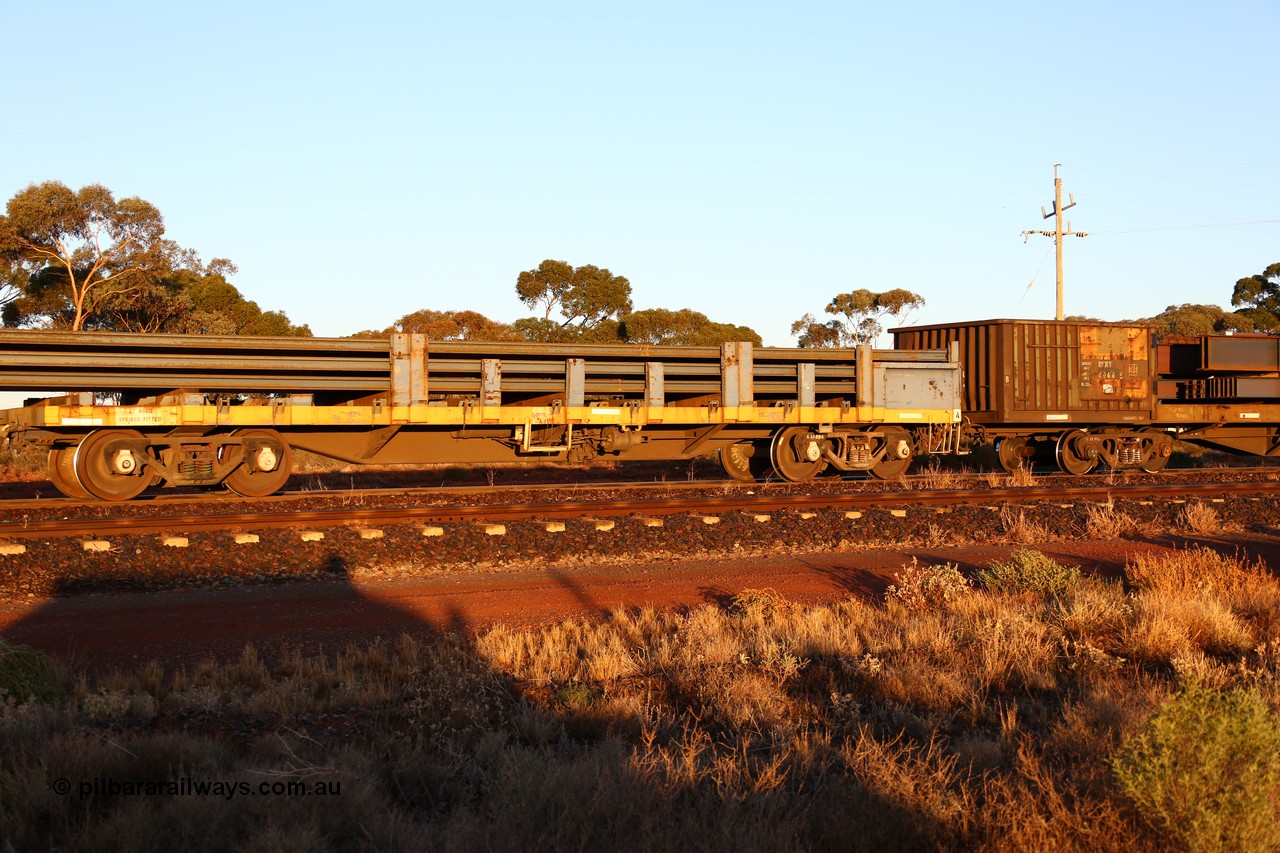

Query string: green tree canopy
515 259 632 340
1138 303 1255 337
619 308 762 346
0 181 307 336
0 253 24 313
59 257 310 336
1230 262 1280 333
362 309 519 341
0 181 169 330
791 288 926 347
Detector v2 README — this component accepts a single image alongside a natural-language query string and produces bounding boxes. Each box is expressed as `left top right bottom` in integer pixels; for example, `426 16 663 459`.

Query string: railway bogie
35 428 296 500
988 427 1174 475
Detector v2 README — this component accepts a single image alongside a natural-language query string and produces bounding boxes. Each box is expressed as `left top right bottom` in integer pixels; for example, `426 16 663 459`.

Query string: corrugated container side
1012 321 1077 412
895 320 1153 423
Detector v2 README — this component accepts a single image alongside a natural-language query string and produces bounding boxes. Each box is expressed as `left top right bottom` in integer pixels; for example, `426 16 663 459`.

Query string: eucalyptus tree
791 288 926 347
0 181 168 330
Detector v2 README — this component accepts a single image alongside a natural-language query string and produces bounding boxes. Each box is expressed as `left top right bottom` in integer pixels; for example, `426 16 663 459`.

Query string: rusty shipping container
891 319 1156 426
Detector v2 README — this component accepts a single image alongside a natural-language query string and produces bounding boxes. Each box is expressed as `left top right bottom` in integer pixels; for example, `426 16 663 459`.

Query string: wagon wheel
1054 429 1096 476
1139 429 1173 473
72 429 151 502
869 427 913 481
47 445 91 499
223 429 293 497
719 440 769 482
769 427 827 483
997 437 1032 473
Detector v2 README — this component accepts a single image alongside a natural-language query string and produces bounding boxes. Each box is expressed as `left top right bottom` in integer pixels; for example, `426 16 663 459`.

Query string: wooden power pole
1023 164 1087 320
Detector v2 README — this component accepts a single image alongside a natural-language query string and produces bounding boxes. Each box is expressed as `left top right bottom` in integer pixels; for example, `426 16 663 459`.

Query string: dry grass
1122 548 1280 678
1177 500 1242 535
1125 591 1256 662
985 466 1036 488
1125 546 1274 598
999 505 1052 543
1084 500 1143 539
913 460 966 490
884 559 972 611
0 443 48 481
3 549 1279 851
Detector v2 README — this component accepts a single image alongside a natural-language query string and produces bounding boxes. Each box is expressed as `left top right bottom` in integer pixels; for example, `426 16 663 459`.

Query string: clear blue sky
2 0 1276 345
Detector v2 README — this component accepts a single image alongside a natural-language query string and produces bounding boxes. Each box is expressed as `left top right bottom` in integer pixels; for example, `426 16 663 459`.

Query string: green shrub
0 640 65 705
978 550 1080 598
1112 681 1280 852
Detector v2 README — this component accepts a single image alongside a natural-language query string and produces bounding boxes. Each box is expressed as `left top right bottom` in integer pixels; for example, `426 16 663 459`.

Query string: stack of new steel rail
0 331 948 400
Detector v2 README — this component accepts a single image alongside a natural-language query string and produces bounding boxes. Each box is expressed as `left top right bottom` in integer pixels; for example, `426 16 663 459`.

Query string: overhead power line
1088 219 1280 235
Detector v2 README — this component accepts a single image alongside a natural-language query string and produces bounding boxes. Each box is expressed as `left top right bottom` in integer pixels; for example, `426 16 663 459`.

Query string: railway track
1 480 1275 543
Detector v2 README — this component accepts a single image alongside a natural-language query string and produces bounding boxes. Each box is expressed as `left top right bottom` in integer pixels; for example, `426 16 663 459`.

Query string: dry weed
885 559 972 610
1125 591 1255 662
986 466 1037 488
1006 465 1036 487
999 506 1051 543
1051 579 1132 648
1046 689 1147 767
1176 500 1242 534
729 588 796 622
481 618 643 686
1084 500 1141 539
1125 546 1274 598
920 522 951 545
949 595 1057 692
832 732 975 847
914 459 964 490
979 742 1139 851
778 600 872 660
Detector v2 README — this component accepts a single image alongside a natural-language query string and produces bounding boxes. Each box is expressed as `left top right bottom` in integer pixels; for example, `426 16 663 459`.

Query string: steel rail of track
0 481 1276 542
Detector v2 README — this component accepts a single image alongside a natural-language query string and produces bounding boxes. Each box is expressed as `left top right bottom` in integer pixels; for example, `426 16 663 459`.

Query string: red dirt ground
4 533 1277 676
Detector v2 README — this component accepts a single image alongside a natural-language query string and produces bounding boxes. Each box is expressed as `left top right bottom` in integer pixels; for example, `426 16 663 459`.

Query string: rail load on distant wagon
892 318 1280 474
0 331 964 500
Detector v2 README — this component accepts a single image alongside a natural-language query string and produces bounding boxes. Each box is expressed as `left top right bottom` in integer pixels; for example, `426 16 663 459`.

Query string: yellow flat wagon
0 331 962 500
